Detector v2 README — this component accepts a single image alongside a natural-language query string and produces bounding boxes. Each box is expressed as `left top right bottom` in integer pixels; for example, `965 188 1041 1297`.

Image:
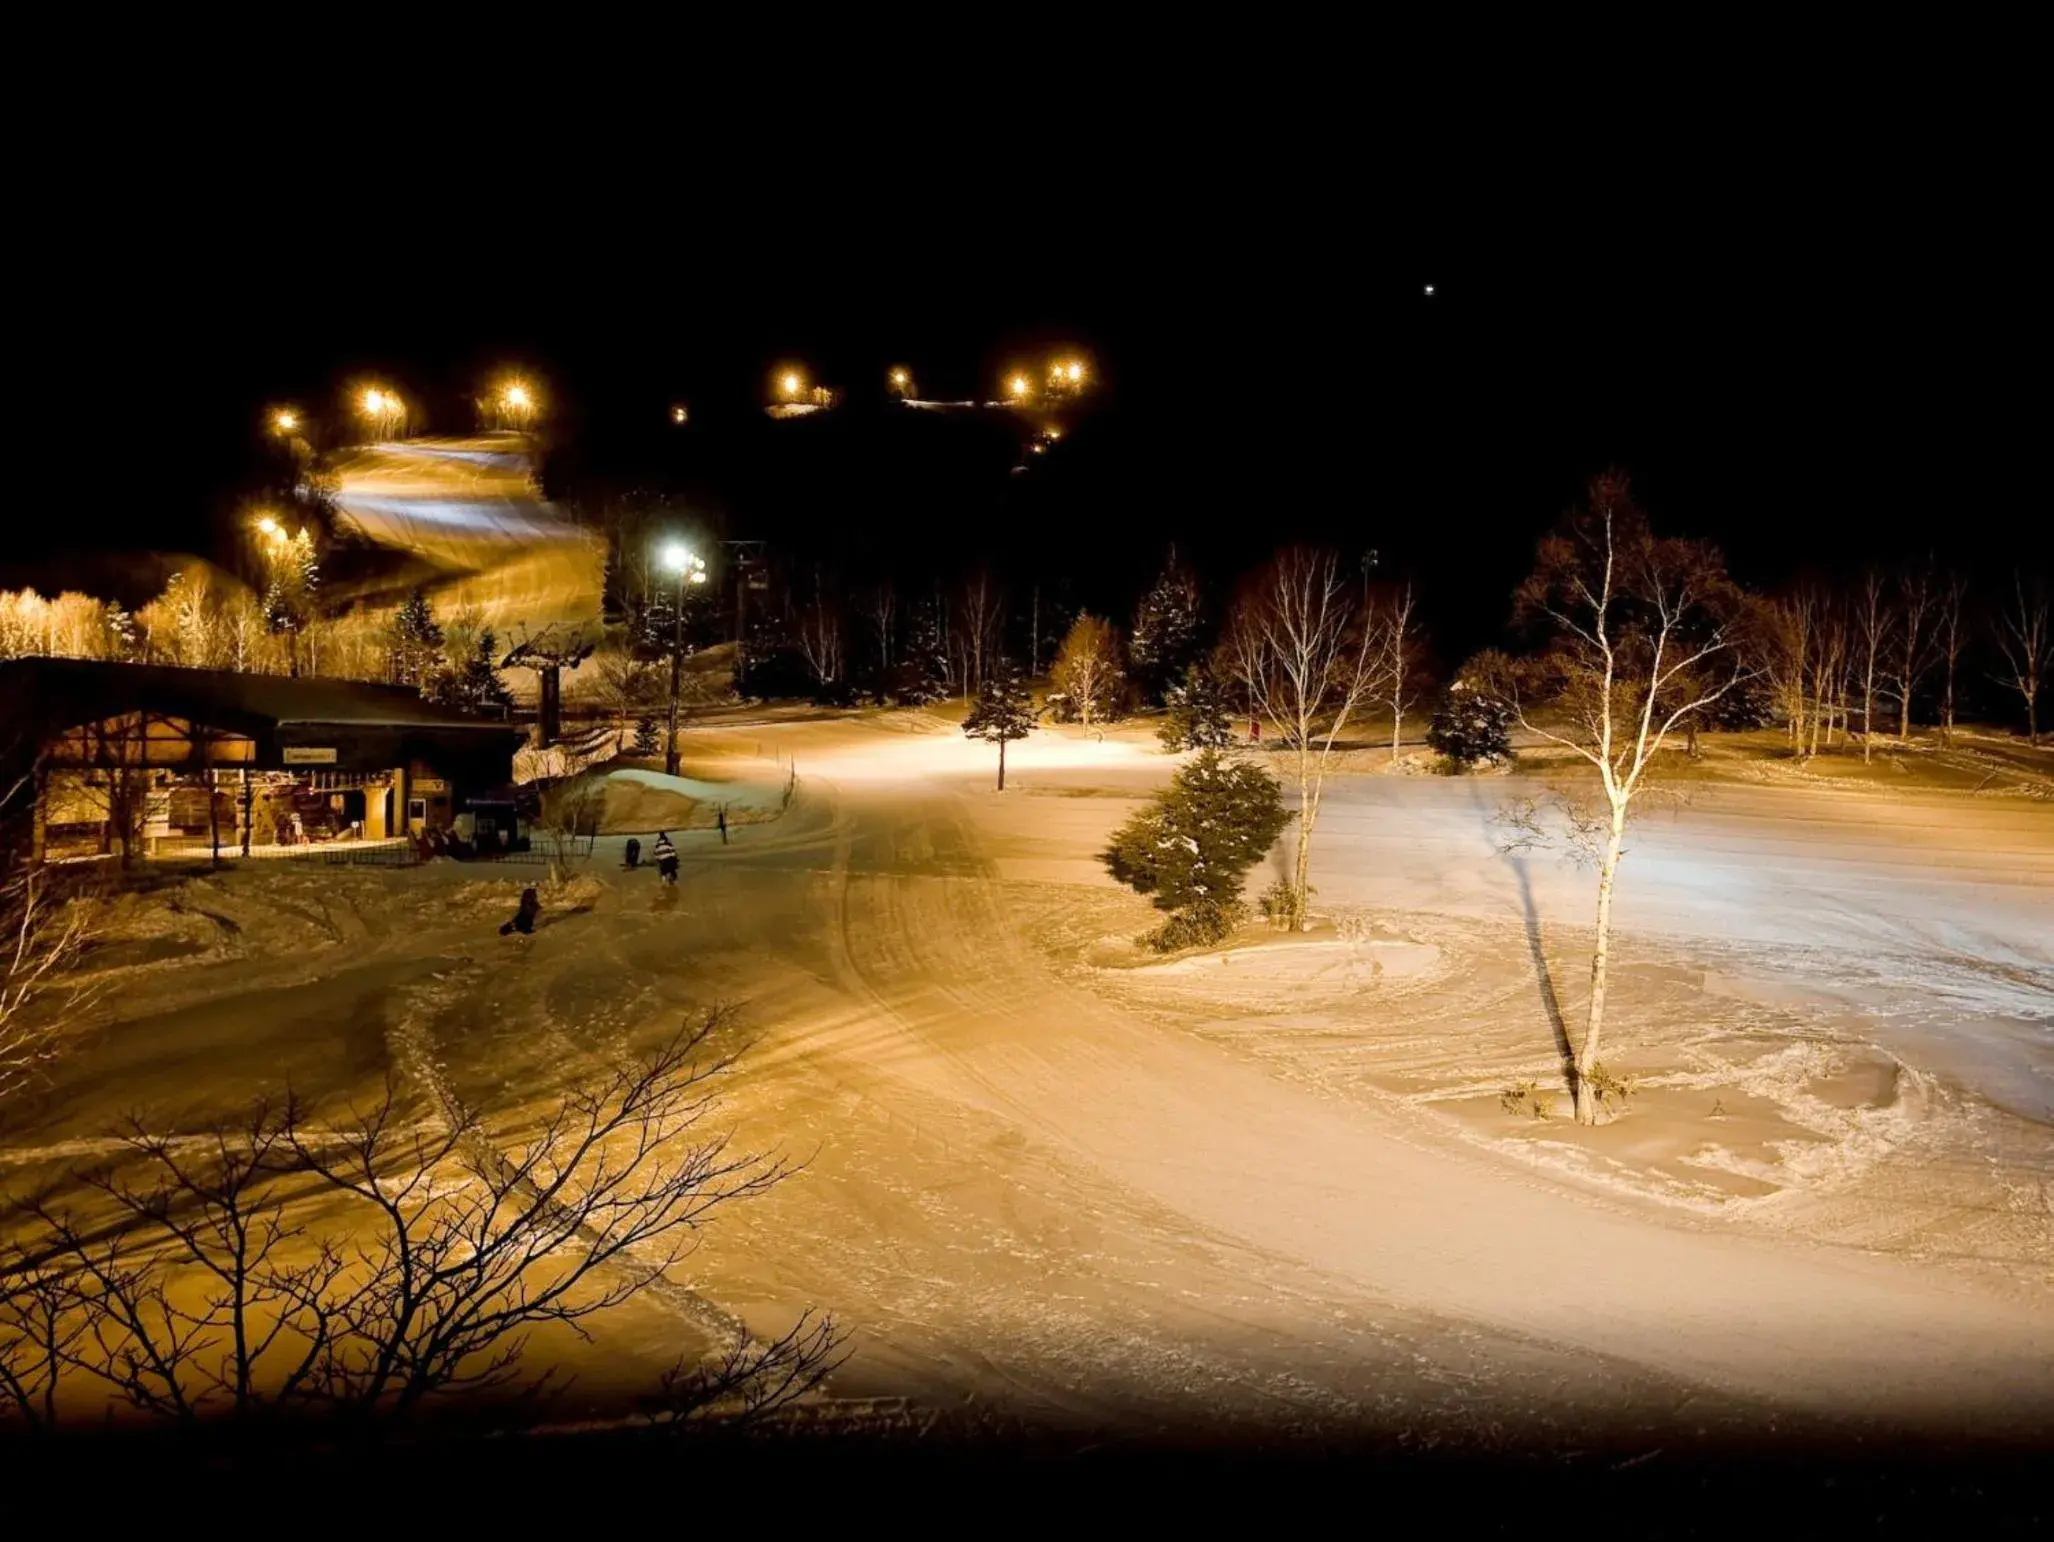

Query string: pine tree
892 597 952 706
1158 661 1235 751
427 630 514 715
262 528 322 672
1103 749 1292 950
1129 552 1204 705
1425 677 1514 766
389 589 445 688
632 714 661 757
960 657 1037 789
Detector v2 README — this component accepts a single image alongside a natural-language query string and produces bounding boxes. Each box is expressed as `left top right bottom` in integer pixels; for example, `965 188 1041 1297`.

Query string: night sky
12 141 2041 665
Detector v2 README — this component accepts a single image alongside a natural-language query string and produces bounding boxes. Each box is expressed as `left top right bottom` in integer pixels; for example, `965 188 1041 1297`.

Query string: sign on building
283 747 338 765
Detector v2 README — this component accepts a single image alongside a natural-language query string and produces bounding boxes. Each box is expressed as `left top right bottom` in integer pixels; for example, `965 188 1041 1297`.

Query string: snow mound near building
596 766 783 834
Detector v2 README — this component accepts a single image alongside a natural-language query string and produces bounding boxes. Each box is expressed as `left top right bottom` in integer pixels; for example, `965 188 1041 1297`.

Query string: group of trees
0 572 513 716
1760 568 2050 754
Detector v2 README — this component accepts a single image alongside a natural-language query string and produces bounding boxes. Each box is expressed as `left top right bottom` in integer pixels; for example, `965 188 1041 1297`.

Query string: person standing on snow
716 805 728 845
653 830 678 885
500 886 541 936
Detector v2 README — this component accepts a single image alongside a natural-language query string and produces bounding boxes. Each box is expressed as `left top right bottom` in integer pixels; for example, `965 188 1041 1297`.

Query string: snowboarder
653 831 678 885
499 886 541 936
716 806 728 845
623 836 642 869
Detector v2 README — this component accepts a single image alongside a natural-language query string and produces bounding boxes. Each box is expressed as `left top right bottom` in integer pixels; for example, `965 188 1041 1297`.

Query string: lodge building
0 658 526 863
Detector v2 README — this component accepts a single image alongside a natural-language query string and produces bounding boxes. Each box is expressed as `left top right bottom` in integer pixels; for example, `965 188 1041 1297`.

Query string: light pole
659 542 707 776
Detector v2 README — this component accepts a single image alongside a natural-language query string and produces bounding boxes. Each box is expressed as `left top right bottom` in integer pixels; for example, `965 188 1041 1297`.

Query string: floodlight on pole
658 541 707 775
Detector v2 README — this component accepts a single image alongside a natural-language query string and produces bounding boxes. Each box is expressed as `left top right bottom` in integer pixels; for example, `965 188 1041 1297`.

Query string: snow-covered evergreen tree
892 597 952 705
262 528 321 671
1103 749 1292 950
1157 661 1235 751
388 589 445 688
960 657 1037 789
1129 552 1204 705
632 715 661 757
1425 676 1514 765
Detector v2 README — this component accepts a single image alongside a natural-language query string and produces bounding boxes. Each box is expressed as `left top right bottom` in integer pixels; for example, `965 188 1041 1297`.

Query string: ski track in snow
8 719 2051 1441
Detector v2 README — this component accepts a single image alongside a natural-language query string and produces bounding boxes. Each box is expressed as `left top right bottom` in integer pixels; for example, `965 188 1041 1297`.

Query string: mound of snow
595 766 783 834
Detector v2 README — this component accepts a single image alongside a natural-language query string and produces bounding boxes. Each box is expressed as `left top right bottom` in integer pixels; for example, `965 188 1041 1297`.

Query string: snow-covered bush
1425 678 1514 767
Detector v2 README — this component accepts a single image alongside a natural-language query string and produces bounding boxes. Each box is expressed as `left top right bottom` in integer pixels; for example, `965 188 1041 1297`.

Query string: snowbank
596 766 785 835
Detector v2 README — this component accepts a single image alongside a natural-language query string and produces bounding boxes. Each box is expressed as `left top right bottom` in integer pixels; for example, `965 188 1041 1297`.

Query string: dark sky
11 126 2042 659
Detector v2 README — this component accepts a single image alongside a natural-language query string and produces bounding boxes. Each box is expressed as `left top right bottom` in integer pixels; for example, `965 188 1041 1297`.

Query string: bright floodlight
361 388 385 415
1066 361 1083 382
273 409 297 433
505 384 531 409
672 405 688 423
890 368 909 386
256 514 279 536
661 541 693 574
780 371 802 398
1424 283 1435 296
1008 374 1030 398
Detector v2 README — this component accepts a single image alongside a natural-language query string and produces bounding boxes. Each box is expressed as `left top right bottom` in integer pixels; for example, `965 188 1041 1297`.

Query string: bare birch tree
1049 614 1123 730
1891 563 1934 740
1992 573 2051 745
795 569 845 689
1225 548 1384 929
1935 572 1969 744
1852 570 1891 763
864 582 896 689
956 573 1001 698
1377 583 1422 757
1487 473 1750 1125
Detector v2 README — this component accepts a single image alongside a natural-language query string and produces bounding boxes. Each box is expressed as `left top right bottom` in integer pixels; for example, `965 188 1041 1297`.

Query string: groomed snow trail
685 760 2050 1439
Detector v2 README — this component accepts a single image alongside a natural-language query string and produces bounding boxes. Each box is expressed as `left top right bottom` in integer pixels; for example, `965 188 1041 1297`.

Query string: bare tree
536 777 601 885
956 573 1002 698
1891 563 1934 741
864 582 896 689
1049 614 1123 730
0 863 103 1110
1487 473 1750 1125
1935 572 1969 745
1852 570 1891 764
795 569 845 689
594 651 658 734
1992 573 2051 746
1377 582 1423 757
2 1012 840 1434
1225 548 1384 928
1805 592 1849 758
1761 592 1812 753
